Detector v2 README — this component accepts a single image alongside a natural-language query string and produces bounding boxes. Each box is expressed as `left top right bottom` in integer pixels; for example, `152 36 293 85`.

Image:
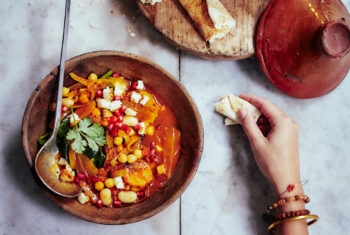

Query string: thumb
239 109 264 143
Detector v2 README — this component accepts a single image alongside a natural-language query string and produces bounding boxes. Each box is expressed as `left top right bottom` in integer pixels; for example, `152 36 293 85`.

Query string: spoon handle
52 0 71 136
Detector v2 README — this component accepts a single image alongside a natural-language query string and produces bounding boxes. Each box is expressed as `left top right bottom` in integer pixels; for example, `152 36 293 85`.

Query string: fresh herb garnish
84 148 106 168
56 117 70 161
38 132 51 145
66 118 106 154
100 70 113 79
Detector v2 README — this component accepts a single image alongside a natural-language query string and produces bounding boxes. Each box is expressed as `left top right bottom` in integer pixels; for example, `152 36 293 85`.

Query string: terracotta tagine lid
256 0 350 98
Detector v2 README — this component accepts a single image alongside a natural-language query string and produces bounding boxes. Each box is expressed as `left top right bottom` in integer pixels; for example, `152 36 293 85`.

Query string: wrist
273 178 302 197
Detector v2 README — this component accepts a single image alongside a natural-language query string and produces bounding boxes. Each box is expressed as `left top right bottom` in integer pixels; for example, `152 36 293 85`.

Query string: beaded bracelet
263 209 310 223
279 180 308 197
267 214 319 232
267 195 310 213
275 209 310 221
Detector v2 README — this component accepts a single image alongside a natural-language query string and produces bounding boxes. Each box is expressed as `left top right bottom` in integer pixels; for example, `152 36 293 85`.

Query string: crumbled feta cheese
97 98 111 109
77 192 90 204
114 87 124 96
58 158 68 166
114 83 127 96
136 81 145 90
125 108 137 116
131 91 142 103
69 113 80 126
109 100 122 112
113 176 124 189
103 86 112 100
138 122 146 135
122 116 139 126
140 95 150 106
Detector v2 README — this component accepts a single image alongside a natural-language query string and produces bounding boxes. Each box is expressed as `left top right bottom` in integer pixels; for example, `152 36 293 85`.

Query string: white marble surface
1 0 350 234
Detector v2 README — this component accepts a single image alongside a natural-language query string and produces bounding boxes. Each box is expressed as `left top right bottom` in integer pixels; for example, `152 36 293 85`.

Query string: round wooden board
137 0 270 60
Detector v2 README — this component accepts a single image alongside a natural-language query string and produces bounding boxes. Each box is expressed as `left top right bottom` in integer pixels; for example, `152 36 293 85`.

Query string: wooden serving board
137 0 270 60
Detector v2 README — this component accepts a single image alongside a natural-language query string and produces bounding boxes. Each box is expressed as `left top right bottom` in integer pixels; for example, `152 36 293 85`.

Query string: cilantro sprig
67 117 106 154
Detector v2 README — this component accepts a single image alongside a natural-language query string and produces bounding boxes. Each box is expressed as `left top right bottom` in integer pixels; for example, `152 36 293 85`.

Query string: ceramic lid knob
322 20 350 58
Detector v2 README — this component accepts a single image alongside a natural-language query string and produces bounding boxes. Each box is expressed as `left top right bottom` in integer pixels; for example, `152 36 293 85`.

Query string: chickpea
94 181 104 191
127 154 137 164
62 98 74 107
118 154 128 163
100 188 112 206
88 73 98 81
104 178 114 188
114 137 123 146
134 149 142 159
146 126 154 136
62 87 70 97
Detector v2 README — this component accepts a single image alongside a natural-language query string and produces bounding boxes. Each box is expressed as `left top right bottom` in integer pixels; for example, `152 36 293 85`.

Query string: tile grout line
178 50 182 83
178 49 182 235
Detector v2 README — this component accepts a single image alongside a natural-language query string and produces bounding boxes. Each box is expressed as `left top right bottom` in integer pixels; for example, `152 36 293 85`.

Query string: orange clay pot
256 0 350 98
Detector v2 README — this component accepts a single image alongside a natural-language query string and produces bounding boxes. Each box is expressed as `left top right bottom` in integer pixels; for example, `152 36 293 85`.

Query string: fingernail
239 109 247 120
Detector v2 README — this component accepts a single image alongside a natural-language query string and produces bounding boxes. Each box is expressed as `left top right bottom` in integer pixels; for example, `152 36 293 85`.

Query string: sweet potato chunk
163 127 181 178
112 160 153 188
75 153 99 177
122 101 159 123
68 147 76 170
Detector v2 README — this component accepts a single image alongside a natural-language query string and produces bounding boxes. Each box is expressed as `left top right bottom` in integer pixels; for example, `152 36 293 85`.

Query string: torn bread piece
178 0 235 43
140 0 162 5
214 94 261 125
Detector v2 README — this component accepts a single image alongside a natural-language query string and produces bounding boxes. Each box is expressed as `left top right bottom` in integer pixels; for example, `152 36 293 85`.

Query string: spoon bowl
35 136 81 197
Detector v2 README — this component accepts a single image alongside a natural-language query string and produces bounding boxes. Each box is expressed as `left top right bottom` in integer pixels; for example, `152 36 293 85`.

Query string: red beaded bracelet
279 180 308 197
275 209 310 221
267 195 310 213
263 209 311 223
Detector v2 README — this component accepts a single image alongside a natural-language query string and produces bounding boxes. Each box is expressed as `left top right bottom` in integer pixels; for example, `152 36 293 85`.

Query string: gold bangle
268 214 319 231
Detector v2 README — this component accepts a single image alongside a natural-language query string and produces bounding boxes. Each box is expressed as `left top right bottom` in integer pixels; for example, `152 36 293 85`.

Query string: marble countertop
1 0 349 234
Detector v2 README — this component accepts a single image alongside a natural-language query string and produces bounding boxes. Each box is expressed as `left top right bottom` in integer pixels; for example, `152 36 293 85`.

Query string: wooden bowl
21 51 203 224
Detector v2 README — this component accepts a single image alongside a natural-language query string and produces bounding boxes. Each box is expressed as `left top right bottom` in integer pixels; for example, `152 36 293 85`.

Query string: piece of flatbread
140 0 162 5
214 94 261 125
178 0 235 43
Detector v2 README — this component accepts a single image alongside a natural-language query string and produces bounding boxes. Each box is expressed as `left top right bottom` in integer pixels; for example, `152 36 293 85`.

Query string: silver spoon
35 0 80 197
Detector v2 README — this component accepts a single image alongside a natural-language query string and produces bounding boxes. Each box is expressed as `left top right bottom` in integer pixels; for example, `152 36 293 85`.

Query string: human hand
238 94 301 195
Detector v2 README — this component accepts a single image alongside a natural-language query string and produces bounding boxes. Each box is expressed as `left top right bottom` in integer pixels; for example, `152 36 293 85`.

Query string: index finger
239 94 286 126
